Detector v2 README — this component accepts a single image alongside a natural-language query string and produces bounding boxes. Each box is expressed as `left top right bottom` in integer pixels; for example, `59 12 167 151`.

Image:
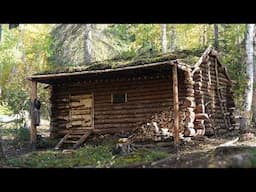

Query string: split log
195 113 209 120
184 127 196 136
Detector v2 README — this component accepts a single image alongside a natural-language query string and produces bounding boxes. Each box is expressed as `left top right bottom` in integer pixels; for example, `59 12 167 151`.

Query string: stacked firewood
128 109 189 143
183 71 196 136
193 69 206 135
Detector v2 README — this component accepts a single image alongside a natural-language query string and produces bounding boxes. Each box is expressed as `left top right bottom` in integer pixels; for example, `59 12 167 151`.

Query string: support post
30 81 37 150
172 64 180 144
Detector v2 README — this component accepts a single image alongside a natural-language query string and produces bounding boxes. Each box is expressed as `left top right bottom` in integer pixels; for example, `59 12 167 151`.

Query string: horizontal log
94 107 170 116
96 93 173 104
95 119 146 125
94 123 137 129
94 86 172 97
95 103 171 112
95 113 152 119
54 79 171 93
95 93 172 104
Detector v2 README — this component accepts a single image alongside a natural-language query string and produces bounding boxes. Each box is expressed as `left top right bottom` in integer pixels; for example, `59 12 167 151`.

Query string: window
112 92 127 104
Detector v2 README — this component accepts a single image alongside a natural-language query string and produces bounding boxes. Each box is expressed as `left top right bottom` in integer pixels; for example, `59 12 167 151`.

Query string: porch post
172 64 180 144
30 81 37 150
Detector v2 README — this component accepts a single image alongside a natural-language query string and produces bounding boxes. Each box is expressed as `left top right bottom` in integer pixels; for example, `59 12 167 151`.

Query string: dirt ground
126 130 256 168
2 119 256 168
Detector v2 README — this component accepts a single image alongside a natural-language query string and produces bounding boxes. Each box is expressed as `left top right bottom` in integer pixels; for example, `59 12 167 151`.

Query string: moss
34 48 204 75
112 148 169 167
6 144 169 168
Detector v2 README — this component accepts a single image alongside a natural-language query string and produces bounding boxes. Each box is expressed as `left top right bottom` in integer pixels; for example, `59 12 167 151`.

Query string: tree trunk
242 24 255 129
169 25 176 52
252 25 256 124
0 24 2 42
84 24 93 63
161 24 167 53
0 127 5 159
201 25 208 47
214 24 219 50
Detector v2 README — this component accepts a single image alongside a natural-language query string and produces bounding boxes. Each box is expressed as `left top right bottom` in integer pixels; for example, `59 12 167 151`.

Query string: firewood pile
130 110 178 143
113 110 188 155
114 110 187 153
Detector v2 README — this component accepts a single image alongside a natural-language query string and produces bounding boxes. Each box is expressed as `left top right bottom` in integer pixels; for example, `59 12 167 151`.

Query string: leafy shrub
12 127 30 148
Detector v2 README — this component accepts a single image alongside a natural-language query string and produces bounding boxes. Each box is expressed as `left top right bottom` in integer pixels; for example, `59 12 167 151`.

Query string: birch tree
84 24 93 63
0 126 5 160
214 24 219 50
243 24 254 128
252 25 256 123
161 24 167 53
169 25 176 52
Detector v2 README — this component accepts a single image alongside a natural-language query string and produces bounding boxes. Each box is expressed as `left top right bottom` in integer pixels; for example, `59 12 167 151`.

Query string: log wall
49 70 188 137
194 56 235 135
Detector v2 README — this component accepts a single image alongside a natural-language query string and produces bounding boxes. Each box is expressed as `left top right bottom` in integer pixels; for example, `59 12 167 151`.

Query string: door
70 93 93 130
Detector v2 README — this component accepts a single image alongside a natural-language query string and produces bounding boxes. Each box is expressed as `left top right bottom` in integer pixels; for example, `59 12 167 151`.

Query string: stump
112 140 135 155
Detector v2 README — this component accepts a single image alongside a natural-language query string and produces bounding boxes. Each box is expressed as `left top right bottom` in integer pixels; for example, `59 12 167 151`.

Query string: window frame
111 92 127 104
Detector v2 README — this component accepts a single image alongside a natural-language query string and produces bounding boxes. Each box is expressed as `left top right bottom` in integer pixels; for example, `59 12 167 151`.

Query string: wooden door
70 93 93 129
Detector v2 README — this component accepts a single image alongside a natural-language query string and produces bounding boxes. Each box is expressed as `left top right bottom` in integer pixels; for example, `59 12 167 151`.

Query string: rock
205 128 214 136
229 153 252 168
217 129 227 135
99 135 104 139
112 143 135 155
183 137 192 142
240 132 255 141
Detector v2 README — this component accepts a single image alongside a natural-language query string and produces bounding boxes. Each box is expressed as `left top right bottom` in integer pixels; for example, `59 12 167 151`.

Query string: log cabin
28 46 236 149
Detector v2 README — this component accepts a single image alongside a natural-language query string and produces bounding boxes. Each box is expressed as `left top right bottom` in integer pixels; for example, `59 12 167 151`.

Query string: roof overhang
28 60 191 84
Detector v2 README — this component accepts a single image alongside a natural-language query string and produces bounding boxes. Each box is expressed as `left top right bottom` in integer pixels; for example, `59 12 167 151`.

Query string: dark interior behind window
112 93 126 104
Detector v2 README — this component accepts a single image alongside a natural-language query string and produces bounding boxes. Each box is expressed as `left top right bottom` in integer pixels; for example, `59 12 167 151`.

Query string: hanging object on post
30 98 41 126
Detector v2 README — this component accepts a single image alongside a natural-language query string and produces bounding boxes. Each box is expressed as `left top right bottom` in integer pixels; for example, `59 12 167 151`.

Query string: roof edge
192 45 233 83
28 60 191 83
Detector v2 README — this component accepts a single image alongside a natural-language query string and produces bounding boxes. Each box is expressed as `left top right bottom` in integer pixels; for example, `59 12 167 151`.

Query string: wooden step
71 127 92 130
73 130 93 149
55 133 71 150
55 129 93 150
70 130 91 134
68 135 83 138
63 140 77 144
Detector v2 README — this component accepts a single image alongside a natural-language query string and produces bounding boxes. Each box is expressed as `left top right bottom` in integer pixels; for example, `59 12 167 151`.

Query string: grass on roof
35 48 204 75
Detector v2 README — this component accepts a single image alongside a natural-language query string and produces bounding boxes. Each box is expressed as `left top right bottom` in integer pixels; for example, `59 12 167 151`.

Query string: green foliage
36 138 59 149
12 127 30 148
106 24 247 106
6 144 169 168
112 148 168 167
4 82 30 115
0 24 54 119
217 24 247 108
0 102 12 115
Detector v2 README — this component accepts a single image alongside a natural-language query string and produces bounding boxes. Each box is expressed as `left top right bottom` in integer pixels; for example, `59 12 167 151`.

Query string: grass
248 148 256 167
6 144 169 168
1 122 169 168
35 48 204 75
0 104 12 115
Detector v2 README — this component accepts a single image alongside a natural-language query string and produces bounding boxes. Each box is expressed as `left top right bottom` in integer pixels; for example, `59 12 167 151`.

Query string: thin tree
200 24 208 47
243 24 254 128
214 24 219 50
252 25 256 123
169 24 176 52
161 24 167 53
84 24 93 63
0 125 5 160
